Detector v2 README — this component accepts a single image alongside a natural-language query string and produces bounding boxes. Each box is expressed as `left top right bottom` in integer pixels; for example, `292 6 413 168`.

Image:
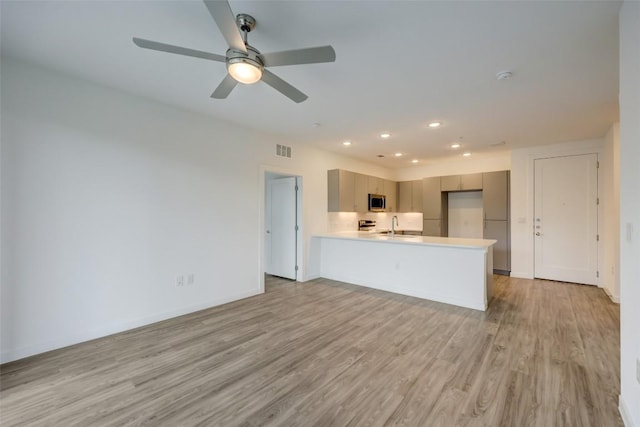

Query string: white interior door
266 177 297 280
534 154 598 285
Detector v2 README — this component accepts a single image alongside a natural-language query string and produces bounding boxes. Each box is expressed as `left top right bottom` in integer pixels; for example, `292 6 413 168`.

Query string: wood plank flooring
0 275 622 426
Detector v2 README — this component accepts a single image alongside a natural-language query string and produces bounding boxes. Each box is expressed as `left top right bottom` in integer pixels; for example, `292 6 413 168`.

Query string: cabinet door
422 177 441 219
398 181 413 212
461 173 483 190
328 169 355 212
411 180 423 212
354 173 369 212
384 180 397 212
423 220 442 237
368 176 383 194
441 175 461 191
483 171 509 220
484 220 509 271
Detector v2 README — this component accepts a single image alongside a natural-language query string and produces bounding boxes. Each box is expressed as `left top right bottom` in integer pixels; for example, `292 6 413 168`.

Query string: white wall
602 124 620 302
0 58 393 363
618 1 640 425
509 138 606 281
394 151 511 181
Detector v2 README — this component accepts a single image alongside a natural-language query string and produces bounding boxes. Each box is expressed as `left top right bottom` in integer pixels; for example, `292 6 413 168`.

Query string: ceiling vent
276 144 292 158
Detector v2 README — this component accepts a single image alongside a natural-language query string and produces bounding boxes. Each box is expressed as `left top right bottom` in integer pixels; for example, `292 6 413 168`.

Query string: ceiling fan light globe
228 62 262 84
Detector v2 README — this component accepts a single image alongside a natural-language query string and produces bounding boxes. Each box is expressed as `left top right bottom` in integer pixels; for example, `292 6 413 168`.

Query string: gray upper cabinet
368 176 384 194
412 180 423 212
328 169 355 212
398 180 423 212
354 173 369 212
398 181 412 212
328 169 396 212
441 173 483 191
384 180 397 212
440 175 460 192
422 177 441 219
482 171 509 220
461 173 483 190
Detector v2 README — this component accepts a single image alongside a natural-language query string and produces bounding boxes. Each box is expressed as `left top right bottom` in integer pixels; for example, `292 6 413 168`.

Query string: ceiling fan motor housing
226 45 264 72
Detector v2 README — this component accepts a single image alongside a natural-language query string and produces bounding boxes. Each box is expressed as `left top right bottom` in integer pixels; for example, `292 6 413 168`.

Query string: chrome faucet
391 215 399 236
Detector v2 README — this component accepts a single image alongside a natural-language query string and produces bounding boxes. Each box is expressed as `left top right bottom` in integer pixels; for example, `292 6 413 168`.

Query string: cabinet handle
484 212 487 229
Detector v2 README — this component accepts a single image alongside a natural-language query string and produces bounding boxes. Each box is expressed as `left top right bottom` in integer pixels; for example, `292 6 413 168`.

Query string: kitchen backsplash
328 212 424 232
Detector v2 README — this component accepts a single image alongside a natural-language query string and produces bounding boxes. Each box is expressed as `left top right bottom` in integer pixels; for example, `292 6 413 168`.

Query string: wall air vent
276 144 292 158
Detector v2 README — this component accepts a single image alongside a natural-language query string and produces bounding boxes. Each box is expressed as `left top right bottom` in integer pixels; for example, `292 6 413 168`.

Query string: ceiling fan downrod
236 14 256 45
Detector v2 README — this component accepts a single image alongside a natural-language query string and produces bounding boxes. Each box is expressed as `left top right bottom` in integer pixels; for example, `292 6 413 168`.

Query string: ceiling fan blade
261 69 308 103
261 46 336 67
133 37 226 62
211 74 238 99
203 0 247 53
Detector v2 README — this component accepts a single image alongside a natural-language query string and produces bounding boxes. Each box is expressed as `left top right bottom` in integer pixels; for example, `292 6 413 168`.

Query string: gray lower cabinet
423 219 442 237
485 220 509 272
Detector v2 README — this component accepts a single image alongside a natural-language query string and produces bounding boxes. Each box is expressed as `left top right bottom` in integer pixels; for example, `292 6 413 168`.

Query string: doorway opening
264 172 302 283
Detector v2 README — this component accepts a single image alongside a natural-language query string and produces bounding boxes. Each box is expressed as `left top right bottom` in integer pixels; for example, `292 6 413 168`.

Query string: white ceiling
1 0 620 168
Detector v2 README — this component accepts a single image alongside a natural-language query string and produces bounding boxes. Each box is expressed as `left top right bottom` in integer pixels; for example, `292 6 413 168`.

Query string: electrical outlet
177 275 184 287
187 274 195 285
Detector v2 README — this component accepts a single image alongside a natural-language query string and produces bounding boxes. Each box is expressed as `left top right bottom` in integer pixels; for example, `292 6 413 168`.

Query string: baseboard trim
0 288 262 364
510 271 534 279
620 394 635 427
302 273 321 282
493 269 511 276
604 286 621 303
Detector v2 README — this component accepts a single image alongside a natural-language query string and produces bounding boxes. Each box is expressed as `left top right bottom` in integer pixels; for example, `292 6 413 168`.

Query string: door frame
258 165 304 292
533 153 599 284
509 140 605 286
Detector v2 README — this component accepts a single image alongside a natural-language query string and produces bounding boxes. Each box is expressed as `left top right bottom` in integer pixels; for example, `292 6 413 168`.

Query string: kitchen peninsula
313 232 496 311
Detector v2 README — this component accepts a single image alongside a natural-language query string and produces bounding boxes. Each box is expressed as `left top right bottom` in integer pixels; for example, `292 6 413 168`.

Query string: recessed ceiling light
463 152 471 157
394 152 403 157
342 141 351 146
380 133 391 139
411 159 419 164
451 143 461 149
428 122 441 128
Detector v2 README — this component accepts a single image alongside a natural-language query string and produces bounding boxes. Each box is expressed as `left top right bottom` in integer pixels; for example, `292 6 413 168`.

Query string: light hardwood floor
1 275 622 426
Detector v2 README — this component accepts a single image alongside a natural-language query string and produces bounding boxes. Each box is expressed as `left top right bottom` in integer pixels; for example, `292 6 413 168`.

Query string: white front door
534 154 598 285
266 177 297 280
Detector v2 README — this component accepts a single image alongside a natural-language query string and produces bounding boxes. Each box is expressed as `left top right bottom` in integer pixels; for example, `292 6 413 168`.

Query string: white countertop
316 231 497 249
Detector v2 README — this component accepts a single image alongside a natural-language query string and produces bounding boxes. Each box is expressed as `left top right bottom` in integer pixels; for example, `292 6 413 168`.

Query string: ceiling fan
132 0 336 103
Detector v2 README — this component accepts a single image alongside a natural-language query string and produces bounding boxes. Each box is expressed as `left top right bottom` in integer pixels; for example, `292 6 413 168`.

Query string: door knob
535 232 542 236
266 230 271 234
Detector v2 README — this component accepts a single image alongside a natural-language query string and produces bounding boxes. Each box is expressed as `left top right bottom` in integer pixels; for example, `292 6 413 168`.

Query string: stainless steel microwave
368 194 386 212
